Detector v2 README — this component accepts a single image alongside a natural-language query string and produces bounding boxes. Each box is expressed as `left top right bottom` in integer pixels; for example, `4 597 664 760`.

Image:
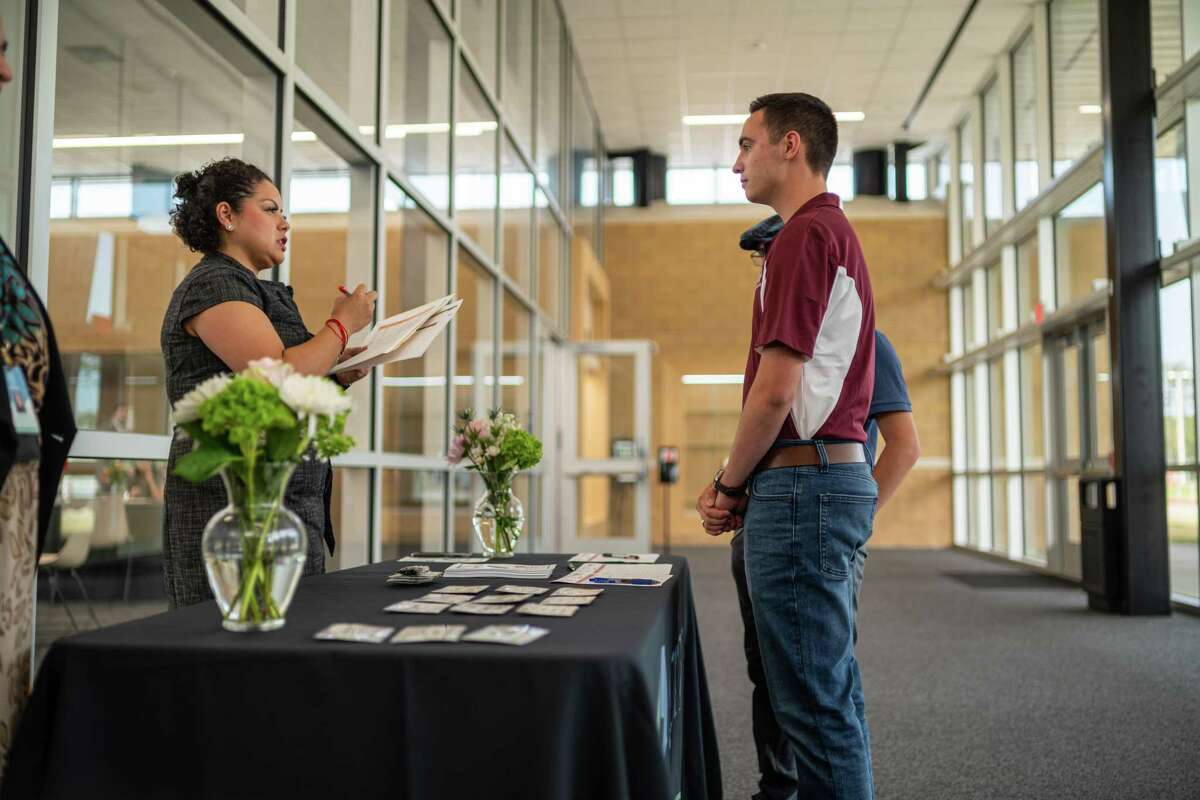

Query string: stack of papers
555 563 674 587
333 294 462 372
444 562 557 580
569 553 660 564
398 553 490 564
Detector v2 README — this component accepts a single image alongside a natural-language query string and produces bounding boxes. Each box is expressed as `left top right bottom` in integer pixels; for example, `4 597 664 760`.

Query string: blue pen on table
587 577 656 586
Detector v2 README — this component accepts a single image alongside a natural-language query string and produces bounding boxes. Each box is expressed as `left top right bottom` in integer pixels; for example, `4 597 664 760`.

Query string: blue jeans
731 532 868 800
742 462 878 800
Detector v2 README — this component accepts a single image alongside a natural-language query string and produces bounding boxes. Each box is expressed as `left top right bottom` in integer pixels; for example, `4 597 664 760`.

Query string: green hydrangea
199 376 296 459
499 428 542 471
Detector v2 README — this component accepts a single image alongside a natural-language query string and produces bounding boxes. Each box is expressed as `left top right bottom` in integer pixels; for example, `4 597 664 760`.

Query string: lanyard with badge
1 270 41 463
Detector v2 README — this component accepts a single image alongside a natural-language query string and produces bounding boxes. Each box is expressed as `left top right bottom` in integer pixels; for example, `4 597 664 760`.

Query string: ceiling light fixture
681 374 744 385
1078 104 1102 115
682 111 865 126
52 133 245 149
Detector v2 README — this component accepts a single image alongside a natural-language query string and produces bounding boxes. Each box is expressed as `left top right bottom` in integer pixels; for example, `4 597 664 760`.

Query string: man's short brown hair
748 93 838 177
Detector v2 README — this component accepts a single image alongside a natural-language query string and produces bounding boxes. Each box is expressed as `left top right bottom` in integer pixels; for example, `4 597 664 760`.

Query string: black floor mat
943 571 1075 590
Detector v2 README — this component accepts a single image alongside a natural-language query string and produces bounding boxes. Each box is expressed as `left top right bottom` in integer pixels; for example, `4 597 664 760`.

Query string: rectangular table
4 554 722 799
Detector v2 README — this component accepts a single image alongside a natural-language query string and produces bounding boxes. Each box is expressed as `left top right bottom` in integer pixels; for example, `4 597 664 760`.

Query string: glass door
557 341 654 554
1046 316 1112 579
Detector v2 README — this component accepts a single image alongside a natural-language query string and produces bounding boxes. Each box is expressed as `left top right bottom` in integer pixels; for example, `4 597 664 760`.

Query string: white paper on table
554 563 673 587
332 295 461 373
569 553 660 564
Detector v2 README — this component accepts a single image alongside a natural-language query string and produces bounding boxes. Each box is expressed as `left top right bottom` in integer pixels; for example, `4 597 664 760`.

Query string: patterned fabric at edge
0 238 55 775
160 252 332 610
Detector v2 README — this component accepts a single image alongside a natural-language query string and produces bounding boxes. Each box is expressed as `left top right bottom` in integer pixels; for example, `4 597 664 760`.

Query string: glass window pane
963 278 980 349
381 470 445 559
964 366 977 470
501 291 533 430
500 136 534 294
0 0 27 242
537 0 563 203
982 80 1003 236
578 354 636 458
992 474 1009 554
1091 329 1112 468
1050 0 1102 176
537 192 562 325
459 0 497 90
1021 342 1045 467
1024 474 1047 561
383 183 450 456
1063 341 1081 462
456 62 497 260
987 262 1003 339
386 0 452 210
1151 0 1184 84
930 150 949 200
572 67 599 258
970 475 989 548
576 475 637 538
294 0 378 142
230 0 280 46
1054 183 1106 305
1013 31 1039 211
1017 234 1041 327
50 0 276 436
1161 279 1195 465
1155 123 1189 258
1167 470 1199 598
454 247 496 419
503 0 534 149
958 119 975 255
330 466 371 570
37 458 168 664
287 98 375 452
990 358 1006 469
1065 474 1081 545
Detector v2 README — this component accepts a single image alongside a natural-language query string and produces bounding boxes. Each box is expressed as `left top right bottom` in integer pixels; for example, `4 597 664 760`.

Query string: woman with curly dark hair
160 157 375 608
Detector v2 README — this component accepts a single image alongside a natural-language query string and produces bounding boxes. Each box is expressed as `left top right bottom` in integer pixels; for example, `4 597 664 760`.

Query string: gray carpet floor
683 545 1200 800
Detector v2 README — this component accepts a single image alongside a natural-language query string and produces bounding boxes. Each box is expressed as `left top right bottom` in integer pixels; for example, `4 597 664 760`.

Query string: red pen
338 285 351 295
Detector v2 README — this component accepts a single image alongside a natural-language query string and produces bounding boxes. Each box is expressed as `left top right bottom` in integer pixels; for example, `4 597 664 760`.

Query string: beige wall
601 198 952 548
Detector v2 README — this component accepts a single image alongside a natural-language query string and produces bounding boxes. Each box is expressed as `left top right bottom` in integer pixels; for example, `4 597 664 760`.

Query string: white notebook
332 294 462 373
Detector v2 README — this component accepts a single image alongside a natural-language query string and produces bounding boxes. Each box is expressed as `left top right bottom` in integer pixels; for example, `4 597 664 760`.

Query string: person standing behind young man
729 215 921 800
696 93 878 799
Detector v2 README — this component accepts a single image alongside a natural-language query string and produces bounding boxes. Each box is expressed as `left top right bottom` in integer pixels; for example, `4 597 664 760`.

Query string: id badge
5 365 40 462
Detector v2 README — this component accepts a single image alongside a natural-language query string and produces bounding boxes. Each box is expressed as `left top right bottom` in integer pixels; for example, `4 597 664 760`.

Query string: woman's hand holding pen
331 283 376 333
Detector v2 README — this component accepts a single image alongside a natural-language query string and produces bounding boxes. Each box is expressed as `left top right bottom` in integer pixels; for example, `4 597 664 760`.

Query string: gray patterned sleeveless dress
160 252 332 609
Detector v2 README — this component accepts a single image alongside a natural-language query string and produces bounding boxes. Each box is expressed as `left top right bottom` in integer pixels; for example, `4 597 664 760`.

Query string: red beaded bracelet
324 318 348 352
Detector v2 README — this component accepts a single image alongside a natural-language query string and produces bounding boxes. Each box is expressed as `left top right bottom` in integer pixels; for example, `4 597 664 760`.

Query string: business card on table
314 623 394 644
419 592 476 605
462 624 550 646
495 585 548 596
550 587 603 597
541 595 595 606
384 600 450 615
390 624 468 643
516 602 577 618
437 585 490 595
450 602 513 615
386 573 439 586
471 594 526 605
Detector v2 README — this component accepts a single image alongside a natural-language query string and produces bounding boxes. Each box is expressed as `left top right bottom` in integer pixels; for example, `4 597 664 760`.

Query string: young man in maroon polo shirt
697 93 878 799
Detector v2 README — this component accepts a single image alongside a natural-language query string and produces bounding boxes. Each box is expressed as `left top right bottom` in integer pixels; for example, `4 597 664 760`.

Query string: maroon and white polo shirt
742 192 876 445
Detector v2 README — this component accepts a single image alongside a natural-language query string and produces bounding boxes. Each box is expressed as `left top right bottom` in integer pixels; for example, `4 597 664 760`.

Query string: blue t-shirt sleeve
869 331 912 419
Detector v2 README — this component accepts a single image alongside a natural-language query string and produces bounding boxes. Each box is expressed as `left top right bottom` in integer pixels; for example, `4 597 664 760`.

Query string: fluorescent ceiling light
681 374 744 385
53 133 245 149
683 111 865 126
1078 104 1102 115
291 131 318 142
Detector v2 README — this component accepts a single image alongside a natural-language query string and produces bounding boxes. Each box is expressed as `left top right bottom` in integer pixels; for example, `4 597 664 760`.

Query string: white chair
39 523 100 631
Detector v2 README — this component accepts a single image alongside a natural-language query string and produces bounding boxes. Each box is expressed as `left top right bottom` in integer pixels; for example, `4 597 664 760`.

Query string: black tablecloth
4 555 722 799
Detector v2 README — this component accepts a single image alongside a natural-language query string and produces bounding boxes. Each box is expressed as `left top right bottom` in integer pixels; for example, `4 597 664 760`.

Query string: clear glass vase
472 481 524 558
202 462 307 632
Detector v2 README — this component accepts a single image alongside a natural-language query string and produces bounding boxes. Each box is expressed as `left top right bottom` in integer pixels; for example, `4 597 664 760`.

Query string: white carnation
246 357 294 389
173 373 231 425
279 373 352 419
486 445 500 458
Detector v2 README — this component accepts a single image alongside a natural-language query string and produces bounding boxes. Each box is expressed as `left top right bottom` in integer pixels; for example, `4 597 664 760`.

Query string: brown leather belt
755 442 867 473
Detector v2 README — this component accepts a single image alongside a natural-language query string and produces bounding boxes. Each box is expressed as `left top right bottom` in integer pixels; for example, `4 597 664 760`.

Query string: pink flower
446 434 466 464
468 419 491 438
